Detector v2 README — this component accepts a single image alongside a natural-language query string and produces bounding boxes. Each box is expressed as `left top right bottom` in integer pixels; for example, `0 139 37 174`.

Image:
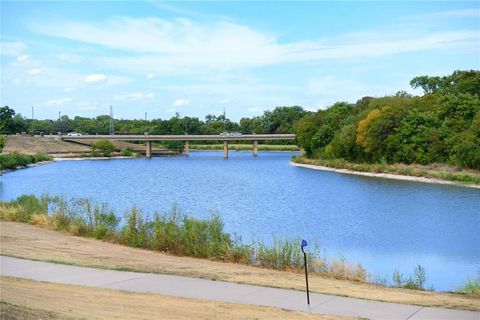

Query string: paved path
1 256 478 320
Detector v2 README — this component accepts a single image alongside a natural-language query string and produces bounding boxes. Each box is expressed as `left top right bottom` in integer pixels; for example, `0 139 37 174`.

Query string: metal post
253 140 258 157
301 240 310 309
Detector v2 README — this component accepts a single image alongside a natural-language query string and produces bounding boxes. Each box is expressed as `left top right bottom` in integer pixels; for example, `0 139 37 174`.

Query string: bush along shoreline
2 195 478 296
0 152 52 172
292 156 480 185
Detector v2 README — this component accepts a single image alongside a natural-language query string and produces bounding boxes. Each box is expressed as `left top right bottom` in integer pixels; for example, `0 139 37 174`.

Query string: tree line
294 70 480 169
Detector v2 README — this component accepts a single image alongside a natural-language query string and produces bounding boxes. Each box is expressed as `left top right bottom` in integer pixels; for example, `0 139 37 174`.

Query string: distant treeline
295 70 480 169
0 105 308 141
1 70 479 168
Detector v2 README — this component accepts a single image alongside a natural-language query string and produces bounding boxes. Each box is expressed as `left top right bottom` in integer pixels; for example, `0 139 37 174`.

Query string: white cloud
173 99 190 106
45 98 72 106
16 54 30 62
59 53 84 63
27 68 42 75
165 108 177 113
219 99 231 104
146 73 155 79
64 87 75 92
114 92 155 101
30 17 479 75
1 41 27 56
84 73 108 84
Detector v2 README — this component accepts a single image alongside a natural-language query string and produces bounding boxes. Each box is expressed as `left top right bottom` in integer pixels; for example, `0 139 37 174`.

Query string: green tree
410 70 480 95
356 106 409 160
91 140 115 157
386 111 444 164
0 106 16 134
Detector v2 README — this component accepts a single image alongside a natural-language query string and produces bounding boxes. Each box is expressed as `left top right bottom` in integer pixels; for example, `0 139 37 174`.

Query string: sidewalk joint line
406 306 424 320
98 275 151 287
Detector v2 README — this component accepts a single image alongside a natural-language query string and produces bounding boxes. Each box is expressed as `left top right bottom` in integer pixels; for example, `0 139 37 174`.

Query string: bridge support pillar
185 140 190 157
253 140 258 157
146 141 152 158
223 140 228 159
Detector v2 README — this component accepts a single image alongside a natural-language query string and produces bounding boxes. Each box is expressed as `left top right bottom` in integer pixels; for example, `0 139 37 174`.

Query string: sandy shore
52 156 134 161
290 162 480 189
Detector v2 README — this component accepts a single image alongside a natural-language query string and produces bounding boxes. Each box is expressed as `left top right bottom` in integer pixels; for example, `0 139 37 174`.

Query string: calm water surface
1 151 479 291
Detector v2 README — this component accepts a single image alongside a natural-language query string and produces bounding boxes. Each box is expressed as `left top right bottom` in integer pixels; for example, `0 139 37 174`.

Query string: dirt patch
0 221 478 311
3 136 90 154
0 277 344 320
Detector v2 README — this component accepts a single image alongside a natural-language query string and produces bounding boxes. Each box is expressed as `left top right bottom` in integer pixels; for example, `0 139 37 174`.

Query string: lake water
1 151 479 291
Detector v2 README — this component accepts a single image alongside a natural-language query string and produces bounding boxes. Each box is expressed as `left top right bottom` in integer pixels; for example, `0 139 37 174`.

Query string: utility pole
58 111 61 134
109 105 115 135
31 106 34 120
145 112 147 121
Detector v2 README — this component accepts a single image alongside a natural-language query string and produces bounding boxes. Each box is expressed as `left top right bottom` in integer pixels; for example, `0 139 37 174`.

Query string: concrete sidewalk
1 256 478 320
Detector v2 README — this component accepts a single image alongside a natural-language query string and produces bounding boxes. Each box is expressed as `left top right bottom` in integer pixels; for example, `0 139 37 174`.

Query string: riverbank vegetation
292 157 480 185
457 274 480 296
0 152 52 171
2 194 477 298
294 71 480 174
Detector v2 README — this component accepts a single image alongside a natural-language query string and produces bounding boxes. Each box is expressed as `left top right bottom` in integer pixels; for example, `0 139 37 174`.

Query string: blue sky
1 1 479 121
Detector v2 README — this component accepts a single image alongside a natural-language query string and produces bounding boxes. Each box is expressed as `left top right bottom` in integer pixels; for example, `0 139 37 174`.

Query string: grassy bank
1 195 348 277
190 144 300 151
0 152 52 171
1 277 339 320
2 195 479 300
1 221 478 310
292 156 480 185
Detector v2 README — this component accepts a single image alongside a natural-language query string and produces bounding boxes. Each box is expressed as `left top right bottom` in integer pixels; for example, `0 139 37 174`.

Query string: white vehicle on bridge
67 132 82 137
220 132 242 137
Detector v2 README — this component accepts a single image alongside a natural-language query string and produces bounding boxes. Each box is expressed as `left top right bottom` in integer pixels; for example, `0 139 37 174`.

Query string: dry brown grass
2 135 176 156
1 221 478 311
0 277 346 320
3 135 91 154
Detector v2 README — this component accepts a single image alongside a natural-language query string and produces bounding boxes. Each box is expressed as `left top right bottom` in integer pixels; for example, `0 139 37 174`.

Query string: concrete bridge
62 134 296 158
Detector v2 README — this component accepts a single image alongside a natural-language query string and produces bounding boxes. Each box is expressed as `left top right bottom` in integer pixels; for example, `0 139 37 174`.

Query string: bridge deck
62 134 296 141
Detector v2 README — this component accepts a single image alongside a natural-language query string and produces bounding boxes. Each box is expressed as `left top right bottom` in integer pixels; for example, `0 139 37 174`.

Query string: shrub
13 194 48 222
91 140 115 157
404 265 427 290
0 152 52 170
457 273 480 296
120 207 149 248
121 147 136 157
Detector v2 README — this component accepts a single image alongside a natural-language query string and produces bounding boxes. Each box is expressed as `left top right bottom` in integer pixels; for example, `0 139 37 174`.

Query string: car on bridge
67 132 82 137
